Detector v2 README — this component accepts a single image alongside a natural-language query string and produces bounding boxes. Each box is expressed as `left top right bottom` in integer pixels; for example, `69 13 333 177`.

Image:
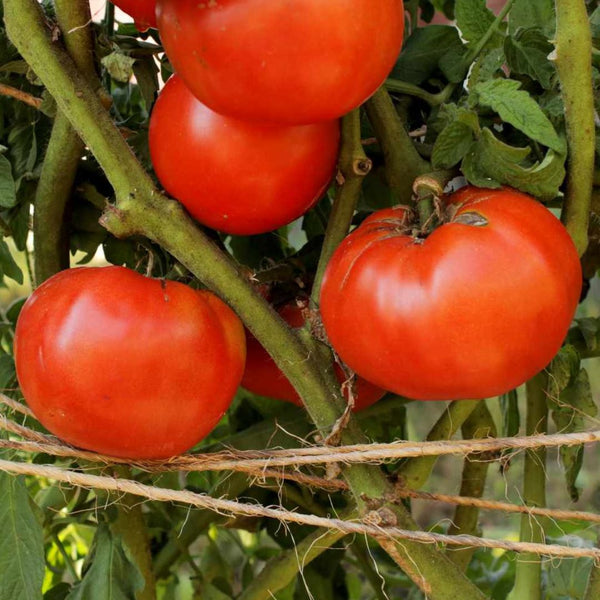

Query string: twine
1 457 599 560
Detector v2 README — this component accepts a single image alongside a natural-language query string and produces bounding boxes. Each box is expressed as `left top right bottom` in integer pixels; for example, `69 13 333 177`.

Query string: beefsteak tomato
14 267 246 459
149 75 340 235
155 0 405 125
241 300 385 410
320 187 582 401
111 0 157 30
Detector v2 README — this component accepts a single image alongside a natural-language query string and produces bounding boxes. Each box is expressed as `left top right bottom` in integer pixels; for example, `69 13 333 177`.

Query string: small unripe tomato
15 267 246 459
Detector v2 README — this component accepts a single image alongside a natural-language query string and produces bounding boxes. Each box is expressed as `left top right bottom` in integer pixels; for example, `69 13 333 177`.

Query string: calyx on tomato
156 0 405 125
320 187 582 401
111 0 157 30
149 75 340 235
241 299 385 410
14 267 246 459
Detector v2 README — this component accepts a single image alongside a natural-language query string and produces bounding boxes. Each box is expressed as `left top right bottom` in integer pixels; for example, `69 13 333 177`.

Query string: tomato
241 300 385 410
155 0 405 125
14 266 246 459
149 75 340 235
111 0 157 30
320 187 582 401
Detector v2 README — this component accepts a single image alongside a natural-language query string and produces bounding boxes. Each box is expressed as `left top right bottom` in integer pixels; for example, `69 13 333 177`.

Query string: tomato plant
149 75 340 235
320 187 583 401
14 266 246 459
155 0 405 125
241 300 385 410
110 0 157 30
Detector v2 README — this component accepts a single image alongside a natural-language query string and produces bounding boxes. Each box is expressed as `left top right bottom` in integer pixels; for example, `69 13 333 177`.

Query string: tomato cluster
14 3 583 461
111 0 405 235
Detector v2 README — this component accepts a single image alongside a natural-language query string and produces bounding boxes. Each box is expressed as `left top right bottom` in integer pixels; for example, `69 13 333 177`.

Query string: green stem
507 373 548 600
584 549 600 600
447 402 496 571
461 0 516 71
33 0 97 285
555 0 595 256
238 527 347 600
311 110 371 305
385 79 456 107
111 470 156 600
365 87 430 203
351 536 389 600
5 4 489 597
398 400 480 490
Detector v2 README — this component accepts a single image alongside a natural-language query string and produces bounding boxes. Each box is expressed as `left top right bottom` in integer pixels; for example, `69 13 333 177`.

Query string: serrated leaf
547 345 581 401
0 153 16 208
572 318 600 352
391 25 466 85
432 121 475 169
474 79 565 152
504 28 555 88
509 0 555 38
66 525 144 600
592 7 600 41
455 0 502 45
0 473 45 600
466 47 506 90
101 52 135 84
461 128 565 200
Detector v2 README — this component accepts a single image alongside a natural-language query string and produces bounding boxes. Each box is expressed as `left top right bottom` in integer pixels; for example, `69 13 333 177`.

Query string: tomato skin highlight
14 267 246 459
149 75 340 235
241 301 385 411
156 0 405 125
111 0 157 30
320 187 582 401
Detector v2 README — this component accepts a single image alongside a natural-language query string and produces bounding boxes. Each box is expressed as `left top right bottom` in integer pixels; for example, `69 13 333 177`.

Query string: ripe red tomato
111 0 157 30
155 0 405 125
320 187 582 401
241 300 385 410
149 75 340 235
14 267 246 459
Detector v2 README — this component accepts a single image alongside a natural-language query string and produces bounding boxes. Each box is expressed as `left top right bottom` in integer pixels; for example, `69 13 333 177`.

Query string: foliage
0 0 599 599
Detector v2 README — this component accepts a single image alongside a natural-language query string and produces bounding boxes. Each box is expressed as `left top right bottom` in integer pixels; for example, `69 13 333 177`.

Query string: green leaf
466 47 506 90
392 25 466 85
504 28 555 89
101 52 136 84
461 128 565 200
0 472 45 600
66 524 144 600
546 555 592 600
508 0 555 37
194 583 232 600
455 0 501 45
473 79 565 152
547 351 598 502
0 153 16 208
432 124 474 169
132 57 159 114
44 583 72 600
0 239 22 284
0 353 16 391
500 389 520 438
